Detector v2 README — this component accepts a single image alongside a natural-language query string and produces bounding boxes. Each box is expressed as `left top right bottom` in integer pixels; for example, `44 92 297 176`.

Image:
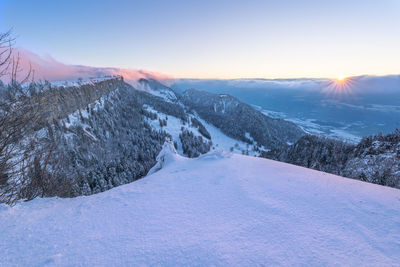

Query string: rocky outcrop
32 76 125 125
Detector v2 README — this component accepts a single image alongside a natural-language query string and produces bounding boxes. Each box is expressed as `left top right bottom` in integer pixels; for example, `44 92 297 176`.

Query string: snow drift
1 148 399 266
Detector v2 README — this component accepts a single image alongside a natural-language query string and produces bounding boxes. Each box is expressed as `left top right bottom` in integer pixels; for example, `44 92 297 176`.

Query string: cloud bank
2 48 172 85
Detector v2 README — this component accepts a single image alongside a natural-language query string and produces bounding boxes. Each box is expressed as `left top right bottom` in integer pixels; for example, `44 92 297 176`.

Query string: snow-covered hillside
1 144 399 266
143 105 263 156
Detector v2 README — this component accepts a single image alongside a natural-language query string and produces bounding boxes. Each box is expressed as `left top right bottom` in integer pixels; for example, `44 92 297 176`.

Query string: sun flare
337 75 346 81
325 75 357 99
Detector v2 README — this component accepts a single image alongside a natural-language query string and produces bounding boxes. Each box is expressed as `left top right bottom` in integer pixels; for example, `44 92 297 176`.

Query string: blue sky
0 0 399 78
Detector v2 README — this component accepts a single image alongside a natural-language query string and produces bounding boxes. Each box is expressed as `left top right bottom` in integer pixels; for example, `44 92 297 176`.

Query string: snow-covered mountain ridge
2 75 304 204
1 144 399 266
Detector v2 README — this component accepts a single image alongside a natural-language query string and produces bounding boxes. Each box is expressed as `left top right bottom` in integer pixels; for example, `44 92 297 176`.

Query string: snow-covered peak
135 78 178 102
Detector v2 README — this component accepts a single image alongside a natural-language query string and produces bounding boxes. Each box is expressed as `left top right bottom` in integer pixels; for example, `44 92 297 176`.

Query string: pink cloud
1 47 173 85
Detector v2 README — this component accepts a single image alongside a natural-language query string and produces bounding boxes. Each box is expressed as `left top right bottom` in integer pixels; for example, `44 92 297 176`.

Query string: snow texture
1 149 400 266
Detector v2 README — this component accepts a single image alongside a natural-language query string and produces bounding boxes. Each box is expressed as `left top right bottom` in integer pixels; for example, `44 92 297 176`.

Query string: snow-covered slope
143 104 263 156
1 146 400 266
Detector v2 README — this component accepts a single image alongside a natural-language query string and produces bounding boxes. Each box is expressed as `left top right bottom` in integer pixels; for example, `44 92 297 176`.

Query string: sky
0 0 399 79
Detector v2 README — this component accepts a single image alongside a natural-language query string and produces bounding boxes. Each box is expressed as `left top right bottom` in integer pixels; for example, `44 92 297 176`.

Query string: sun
337 75 346 81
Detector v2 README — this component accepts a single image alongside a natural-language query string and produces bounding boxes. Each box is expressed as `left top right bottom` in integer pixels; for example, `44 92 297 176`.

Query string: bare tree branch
0 30 14 78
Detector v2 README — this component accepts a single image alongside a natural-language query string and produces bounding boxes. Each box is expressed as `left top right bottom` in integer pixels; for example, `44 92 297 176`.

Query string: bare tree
0 30 57 204
0 30 77 205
